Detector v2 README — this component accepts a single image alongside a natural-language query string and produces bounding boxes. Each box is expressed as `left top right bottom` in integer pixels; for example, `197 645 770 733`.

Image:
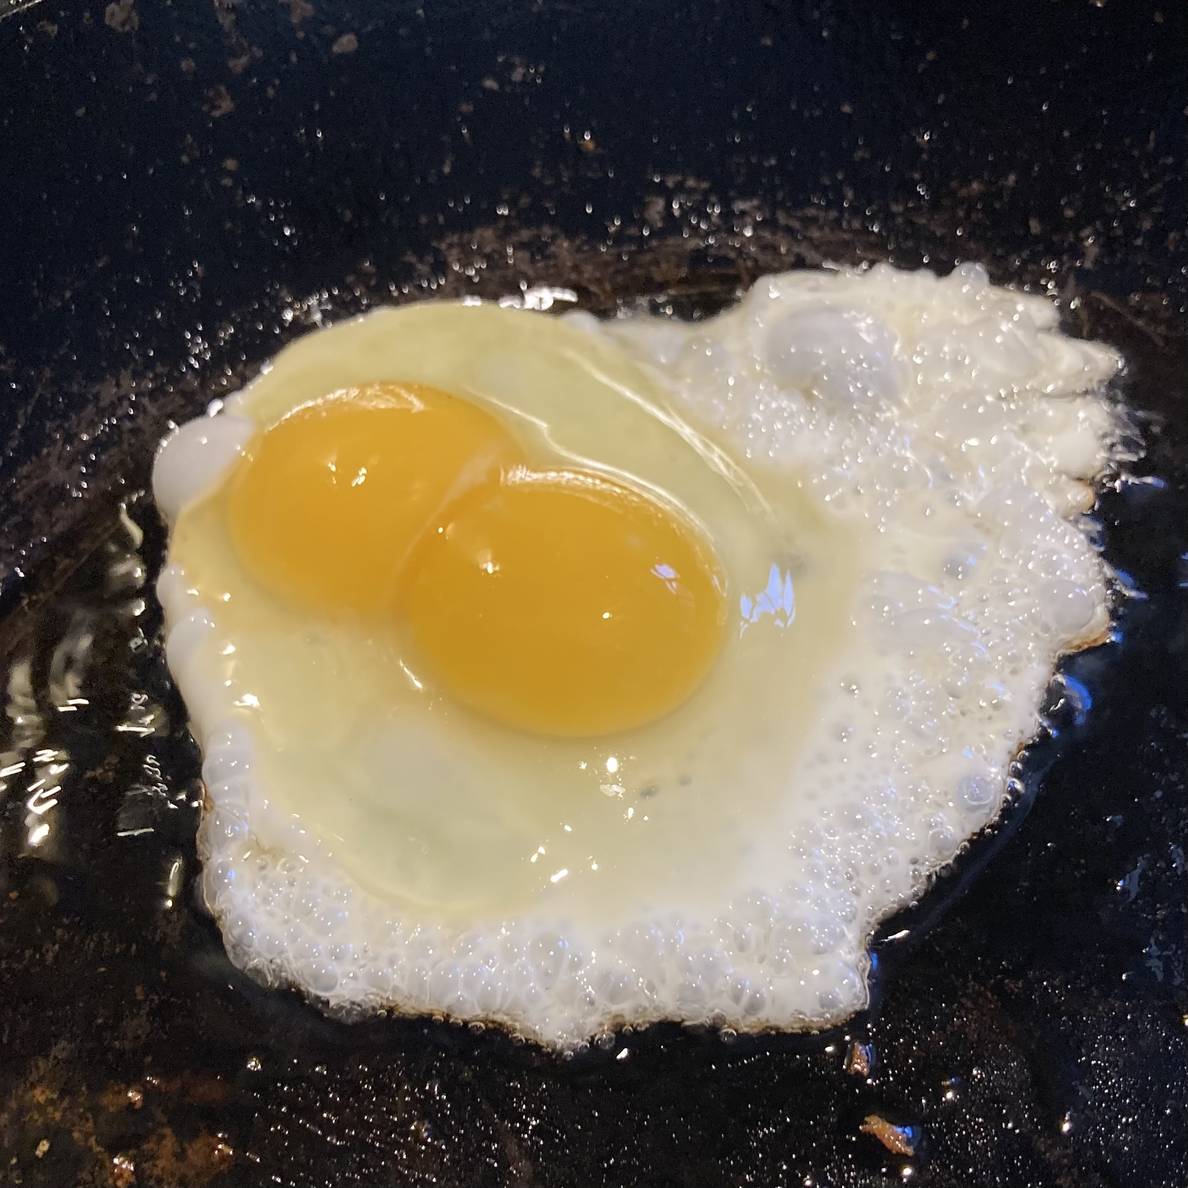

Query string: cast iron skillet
1 2 1186 1186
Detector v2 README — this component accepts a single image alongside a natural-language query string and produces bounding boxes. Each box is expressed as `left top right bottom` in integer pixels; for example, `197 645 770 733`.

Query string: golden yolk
401 467 728 737
226 383 523 616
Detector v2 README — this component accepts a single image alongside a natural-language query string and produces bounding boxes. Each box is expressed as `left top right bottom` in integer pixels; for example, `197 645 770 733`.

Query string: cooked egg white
153 263 1121 1047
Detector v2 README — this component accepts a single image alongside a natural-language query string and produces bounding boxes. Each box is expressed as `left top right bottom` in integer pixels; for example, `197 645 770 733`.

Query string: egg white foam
155 263 1122 1049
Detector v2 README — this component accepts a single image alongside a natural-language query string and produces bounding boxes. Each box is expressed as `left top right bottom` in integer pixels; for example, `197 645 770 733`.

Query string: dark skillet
1 2 1186 1186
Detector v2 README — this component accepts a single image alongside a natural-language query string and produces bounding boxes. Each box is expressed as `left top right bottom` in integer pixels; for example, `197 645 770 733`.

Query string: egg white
154 263 1121 1047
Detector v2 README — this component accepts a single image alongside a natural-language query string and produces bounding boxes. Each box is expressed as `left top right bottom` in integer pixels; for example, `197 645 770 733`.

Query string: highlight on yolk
401 467 729 737
226 382 523 615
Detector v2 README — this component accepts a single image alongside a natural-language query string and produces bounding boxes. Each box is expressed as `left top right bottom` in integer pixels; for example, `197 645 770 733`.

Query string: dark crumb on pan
285 0 314 29
859 1113 917 1157
203 85 235 118
844 1040 873 1077
103 0 138 34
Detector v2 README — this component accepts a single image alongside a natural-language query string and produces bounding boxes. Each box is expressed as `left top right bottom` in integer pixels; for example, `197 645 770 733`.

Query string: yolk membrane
227 385 728 737
226 382 523 616
402 467 728 737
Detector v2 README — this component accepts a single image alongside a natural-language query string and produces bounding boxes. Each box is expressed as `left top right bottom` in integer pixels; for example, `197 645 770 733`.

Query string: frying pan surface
1 2 1186 1185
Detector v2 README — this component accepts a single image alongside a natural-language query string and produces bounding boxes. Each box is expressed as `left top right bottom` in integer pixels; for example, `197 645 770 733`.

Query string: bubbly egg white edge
153 262 1128 1050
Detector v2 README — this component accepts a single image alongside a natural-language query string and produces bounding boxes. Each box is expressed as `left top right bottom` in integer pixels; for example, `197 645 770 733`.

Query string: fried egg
153 263 1121 1048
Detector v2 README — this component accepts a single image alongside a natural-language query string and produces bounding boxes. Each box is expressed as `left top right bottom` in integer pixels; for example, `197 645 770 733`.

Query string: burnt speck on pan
1 1 1187 1186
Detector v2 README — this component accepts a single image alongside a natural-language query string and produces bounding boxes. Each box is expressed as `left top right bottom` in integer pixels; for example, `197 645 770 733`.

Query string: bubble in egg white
154 263 1123 1049
153 415 254 522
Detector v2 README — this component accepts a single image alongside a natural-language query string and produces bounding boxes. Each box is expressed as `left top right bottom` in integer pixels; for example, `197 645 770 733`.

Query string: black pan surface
1 3 1186 1186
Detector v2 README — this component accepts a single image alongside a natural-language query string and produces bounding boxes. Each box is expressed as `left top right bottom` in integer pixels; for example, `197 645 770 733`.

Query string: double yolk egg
156 300 837 932
227 381 727 738
153 269 1122 1050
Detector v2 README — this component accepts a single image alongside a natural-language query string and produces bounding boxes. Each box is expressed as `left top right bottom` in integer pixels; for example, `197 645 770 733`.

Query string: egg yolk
401 467 728 737
226 383 523 615
228 384 729 737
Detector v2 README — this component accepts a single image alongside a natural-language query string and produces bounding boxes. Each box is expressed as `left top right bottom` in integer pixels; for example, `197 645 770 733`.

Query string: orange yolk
227 385 728 737
226 382 523 615
402 467 727 737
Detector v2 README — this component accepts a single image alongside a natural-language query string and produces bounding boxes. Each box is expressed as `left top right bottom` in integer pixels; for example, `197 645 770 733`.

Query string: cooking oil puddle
0 491 201 914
